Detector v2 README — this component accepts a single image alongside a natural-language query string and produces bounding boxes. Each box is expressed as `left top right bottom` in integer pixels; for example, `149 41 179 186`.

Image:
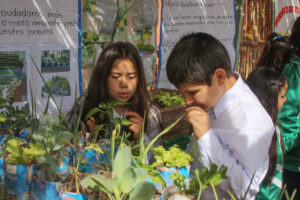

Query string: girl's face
278 81 288 111
107 58 138 103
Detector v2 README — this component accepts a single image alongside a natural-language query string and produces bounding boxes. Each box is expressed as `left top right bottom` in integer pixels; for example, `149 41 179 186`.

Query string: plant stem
211 184 218 200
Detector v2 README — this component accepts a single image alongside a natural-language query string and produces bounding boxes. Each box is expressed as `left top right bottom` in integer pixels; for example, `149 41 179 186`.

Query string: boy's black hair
166 32 232 88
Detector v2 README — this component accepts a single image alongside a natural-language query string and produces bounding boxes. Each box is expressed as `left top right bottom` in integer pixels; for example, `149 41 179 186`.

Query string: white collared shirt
188 73 274 199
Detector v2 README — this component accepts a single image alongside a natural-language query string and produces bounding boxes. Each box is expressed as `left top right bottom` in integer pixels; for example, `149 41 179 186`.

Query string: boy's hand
185 106 211 139
125 111 143 140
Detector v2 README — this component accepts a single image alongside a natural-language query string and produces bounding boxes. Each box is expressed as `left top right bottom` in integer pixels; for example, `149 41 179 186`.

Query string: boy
166 32 274 199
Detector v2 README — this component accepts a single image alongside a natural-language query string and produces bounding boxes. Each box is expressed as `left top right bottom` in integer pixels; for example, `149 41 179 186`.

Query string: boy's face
179 74 224 111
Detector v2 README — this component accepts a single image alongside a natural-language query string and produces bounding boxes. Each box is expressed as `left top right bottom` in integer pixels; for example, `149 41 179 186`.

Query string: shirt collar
112 107 128 119
212 72 241 118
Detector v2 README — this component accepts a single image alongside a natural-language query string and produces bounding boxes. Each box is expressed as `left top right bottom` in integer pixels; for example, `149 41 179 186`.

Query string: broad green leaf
61 131 73 140
81 175 102 191
52 144 63 151
119 168 136 194
129 182 156 200
110 100 129 107
23 143 46 160
6 139 22 157
113 146 131 177
121 119 132 126
0 114 7 122
112 177 121 199
133 168 149 184
85 107 101 121
90 175 113 193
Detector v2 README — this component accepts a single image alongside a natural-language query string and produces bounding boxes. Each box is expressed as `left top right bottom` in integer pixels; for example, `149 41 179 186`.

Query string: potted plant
149 89 190 141
167 164 227 200
80 146 156 200
30 116 74 200
151 144 193 188
3 137 46 199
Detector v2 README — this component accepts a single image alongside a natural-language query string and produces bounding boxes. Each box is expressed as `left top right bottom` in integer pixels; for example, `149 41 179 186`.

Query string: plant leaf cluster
152 145 193 168
151 91 185 108
5 138 46 165
170 164 227 197
32 117 73 179
81 146 156 200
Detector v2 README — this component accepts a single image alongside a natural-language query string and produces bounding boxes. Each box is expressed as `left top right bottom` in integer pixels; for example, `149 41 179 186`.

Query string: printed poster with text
157 0 236 89
0 0 80 115
274 0 300 35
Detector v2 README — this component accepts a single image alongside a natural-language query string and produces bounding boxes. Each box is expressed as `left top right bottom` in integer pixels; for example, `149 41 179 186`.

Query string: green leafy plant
80 146 156 200
84 100 132 142
31 117 73 181
151 91 185 108
170 164 227 200
0 82 26 134
5 138 46 165
152 145 193 168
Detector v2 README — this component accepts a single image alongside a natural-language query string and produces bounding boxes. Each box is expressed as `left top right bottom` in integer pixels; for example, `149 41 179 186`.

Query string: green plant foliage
31 117 73 179
152 145 193 168
137 39 155 52
81 146 156 200
5 138 46 165
151 91 185 108
0 81 38 135
170 164 227 197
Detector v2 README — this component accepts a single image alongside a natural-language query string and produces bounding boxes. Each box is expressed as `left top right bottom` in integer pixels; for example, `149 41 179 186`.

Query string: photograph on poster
41 75 71 98
41 49 70 73
0 50 28 102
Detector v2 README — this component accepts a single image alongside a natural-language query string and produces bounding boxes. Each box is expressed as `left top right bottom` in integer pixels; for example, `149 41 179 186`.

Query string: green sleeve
278 58 300 152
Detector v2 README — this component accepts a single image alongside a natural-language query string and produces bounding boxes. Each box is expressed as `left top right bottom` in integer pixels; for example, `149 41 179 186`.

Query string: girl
246 67 287 200
255 32 291 71
277 16 300 199
70 41 162 147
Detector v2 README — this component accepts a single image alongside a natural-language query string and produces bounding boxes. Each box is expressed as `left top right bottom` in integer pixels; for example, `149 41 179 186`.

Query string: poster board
0 0 81 115
274 0 300 35
157 0 236 89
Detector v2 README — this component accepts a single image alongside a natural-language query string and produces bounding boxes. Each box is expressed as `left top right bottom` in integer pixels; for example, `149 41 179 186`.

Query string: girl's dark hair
256 32 291 71
166 32 232 88
246 67 286 185
82 41 149 127
290 16 300 57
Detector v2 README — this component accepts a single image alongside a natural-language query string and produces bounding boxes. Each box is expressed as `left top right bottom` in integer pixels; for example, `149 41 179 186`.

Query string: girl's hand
125 111 143 140
185 106 211 139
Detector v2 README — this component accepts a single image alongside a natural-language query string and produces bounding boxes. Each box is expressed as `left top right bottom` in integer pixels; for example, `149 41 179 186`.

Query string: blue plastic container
156 166 190 187
4 163 37 200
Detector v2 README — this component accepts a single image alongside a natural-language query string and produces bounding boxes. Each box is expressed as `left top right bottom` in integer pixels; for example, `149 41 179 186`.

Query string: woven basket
148 88 191 141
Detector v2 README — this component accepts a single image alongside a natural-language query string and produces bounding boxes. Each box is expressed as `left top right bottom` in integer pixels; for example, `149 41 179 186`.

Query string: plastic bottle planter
31 159 71 200
56 159 71 179
31 173 67 200
0 134 6 186
0 157 4 198
14 129 31 143
4 163 37 200
156 166 190 188
77 149 101 173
